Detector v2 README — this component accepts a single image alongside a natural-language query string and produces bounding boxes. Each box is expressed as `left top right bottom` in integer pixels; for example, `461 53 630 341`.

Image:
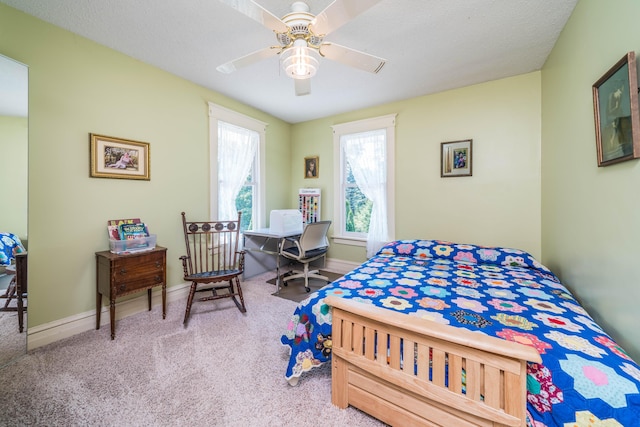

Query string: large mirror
0 53 28 367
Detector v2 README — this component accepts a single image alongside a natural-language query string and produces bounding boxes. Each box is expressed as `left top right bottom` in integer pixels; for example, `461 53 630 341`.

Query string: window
332 114 396 257
209 102 266 233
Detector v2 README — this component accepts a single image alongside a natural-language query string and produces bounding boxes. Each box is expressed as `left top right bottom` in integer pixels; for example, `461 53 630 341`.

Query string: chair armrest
280 236 301 253
236 250 245 272
280 239 304 260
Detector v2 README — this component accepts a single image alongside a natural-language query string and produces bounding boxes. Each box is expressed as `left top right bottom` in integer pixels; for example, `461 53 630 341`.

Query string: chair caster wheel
305 287 310 292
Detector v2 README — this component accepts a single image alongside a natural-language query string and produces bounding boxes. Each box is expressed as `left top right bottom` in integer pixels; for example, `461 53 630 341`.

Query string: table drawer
113 255 163 278
112 252 165 291
113 273 164 293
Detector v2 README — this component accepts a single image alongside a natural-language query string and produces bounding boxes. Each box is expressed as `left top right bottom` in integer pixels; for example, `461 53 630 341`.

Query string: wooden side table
95 246 167 339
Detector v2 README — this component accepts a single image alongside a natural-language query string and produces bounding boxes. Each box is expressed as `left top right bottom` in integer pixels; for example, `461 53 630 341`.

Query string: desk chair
180 212 246 325
279 220 331 292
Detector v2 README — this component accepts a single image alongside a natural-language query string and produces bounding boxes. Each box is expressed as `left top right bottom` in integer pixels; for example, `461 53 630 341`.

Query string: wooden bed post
332 354 349 408
332 316 349 408
504 367 529 424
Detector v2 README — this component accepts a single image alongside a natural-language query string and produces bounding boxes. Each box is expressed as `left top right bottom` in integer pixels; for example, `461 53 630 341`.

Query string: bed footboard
325 296 542 427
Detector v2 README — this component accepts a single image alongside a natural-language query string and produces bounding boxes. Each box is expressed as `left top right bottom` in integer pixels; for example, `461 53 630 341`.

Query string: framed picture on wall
305 156 319 178
592 51 640 167
441 139 472 177
89 133 151 180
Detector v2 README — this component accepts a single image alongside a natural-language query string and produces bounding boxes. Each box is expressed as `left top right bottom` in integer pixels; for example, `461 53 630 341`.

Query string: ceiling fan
217 0 386 96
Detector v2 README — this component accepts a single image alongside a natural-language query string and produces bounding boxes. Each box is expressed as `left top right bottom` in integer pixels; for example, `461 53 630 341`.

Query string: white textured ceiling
0 0 577 123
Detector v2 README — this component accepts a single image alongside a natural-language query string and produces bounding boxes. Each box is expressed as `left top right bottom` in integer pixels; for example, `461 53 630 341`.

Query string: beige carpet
0 271 383 426
0 311 26 368
0 273 26 368
267 270 343 303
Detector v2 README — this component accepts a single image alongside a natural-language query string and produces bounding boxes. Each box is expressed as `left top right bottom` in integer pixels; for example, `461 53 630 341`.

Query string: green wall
542 0 640 360
0 4 291 329
291 72 543 264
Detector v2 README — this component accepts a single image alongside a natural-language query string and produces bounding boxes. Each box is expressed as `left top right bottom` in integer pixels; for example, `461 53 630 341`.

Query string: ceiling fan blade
310 0 383 36
219 0 288 33
217 46 281 73
320 43 385 74
295 78 311 96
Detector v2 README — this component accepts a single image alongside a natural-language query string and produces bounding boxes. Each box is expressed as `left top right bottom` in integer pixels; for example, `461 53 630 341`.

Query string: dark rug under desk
267 271 343 303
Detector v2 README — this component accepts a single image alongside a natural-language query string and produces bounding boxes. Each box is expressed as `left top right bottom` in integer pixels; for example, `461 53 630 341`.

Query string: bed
0 232 25 267
281 239 640 426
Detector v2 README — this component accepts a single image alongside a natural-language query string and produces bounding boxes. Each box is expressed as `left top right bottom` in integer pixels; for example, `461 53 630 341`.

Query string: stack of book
107 218 156 254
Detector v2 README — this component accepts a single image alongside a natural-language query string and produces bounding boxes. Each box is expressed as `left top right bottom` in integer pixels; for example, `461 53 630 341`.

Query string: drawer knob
119 284 127 291
155 261 161 268
120 268 127 275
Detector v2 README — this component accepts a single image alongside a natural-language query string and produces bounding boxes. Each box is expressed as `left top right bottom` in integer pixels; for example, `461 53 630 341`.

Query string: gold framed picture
304 156 319 178
89 133 150 180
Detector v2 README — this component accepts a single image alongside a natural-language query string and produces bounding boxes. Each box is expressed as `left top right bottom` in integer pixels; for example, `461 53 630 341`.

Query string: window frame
208 102 267 228
332 114 396 247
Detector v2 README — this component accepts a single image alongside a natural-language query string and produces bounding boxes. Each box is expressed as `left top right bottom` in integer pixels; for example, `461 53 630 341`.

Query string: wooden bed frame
326 296 542 427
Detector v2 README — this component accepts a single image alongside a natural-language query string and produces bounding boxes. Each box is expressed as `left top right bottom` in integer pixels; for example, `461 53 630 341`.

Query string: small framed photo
304 156 319 178
592 51 640 167
441 139 472 177
89 133 150 180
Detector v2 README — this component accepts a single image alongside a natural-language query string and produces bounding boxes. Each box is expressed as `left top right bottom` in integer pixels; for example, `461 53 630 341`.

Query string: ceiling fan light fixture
218 0 386 95
281 43 319 80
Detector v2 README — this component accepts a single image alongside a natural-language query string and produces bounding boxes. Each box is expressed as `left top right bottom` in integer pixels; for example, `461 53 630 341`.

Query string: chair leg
281 263 319 292
183 282 198 325
281 270 293 287
303 263 311 292
231 277 247 313
3 277 16 308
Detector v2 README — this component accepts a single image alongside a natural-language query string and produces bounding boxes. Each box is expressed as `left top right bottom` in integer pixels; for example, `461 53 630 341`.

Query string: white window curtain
343 130 388 258
218 121 258 221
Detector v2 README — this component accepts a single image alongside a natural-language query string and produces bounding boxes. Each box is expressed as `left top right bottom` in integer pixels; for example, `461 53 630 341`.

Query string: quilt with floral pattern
0 232 25 266
281 239 640 426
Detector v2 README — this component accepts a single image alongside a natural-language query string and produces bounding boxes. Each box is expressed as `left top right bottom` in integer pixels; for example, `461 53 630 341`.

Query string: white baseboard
27 282 191 351
26 256 359 351
324 257 359 275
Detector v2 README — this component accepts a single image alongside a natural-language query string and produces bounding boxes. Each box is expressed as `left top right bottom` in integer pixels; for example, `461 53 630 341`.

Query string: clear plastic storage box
109 234 157 254
269 210 303 234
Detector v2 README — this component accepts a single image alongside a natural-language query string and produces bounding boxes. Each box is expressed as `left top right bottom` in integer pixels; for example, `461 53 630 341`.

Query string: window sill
332 236 366 247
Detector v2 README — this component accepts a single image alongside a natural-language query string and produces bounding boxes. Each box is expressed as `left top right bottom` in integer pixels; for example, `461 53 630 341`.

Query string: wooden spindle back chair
180 212 246 325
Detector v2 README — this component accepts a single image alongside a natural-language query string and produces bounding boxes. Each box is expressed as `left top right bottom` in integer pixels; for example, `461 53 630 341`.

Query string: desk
243 228 326 293
243 229 300 286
